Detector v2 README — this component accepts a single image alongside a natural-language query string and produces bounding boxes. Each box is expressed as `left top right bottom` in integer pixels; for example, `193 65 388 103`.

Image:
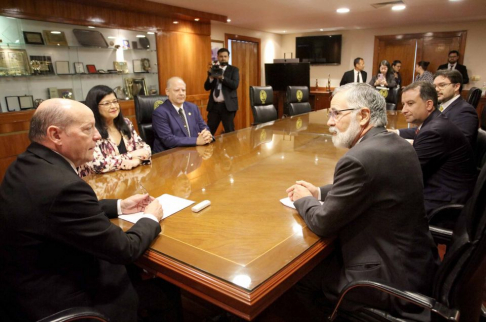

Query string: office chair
36 307 109 322
249 86 277 125
134 95 168 149
329 164 486 322
482 105 486 131
386 87 401 105
467 87 482 110
286 86 312 116
385 103 396 111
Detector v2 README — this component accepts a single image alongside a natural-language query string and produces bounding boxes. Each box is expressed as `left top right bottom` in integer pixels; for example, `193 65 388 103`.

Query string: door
376 38 417 87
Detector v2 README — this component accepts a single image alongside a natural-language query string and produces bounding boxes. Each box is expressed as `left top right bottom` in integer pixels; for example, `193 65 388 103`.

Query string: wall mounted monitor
73 29 108 48
264 63 310 92
296 35 342 65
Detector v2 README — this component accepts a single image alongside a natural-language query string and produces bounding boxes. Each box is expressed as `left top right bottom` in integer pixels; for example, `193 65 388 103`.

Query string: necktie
356 72 360 83
415 127 420 136
178 108 189 136
215 79 221 98
450 65 453 70
439 105 444 112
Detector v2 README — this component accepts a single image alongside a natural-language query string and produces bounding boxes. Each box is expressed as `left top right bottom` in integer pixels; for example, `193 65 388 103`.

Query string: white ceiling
149 0 486 34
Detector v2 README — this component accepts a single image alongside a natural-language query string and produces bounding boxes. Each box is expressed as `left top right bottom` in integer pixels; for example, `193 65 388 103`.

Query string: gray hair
333 83 387 127
166 76 186 89
29 101 74 143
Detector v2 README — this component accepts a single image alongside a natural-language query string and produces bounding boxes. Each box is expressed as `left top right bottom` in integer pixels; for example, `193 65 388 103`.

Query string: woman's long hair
378 60 393 80
417 61 430 71
84 85 131 140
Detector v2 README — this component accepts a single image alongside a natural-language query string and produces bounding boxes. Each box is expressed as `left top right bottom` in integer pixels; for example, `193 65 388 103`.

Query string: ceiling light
194 18 200 21
107 36 116 39
227 19 231 22
320 29 324 31
173 21 179 24
147 32 155 35
51 31 61 34
283 31 286 33
88 26 95 29
392 4 406 10
136 35 146 38
336 8 350 13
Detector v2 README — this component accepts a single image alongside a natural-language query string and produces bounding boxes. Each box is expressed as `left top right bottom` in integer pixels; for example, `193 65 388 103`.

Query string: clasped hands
120 193 163 221
286 180 319 202
121 148 150 170
196 128 213 146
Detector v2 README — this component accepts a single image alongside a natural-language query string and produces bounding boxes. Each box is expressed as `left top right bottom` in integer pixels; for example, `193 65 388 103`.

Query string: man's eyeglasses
327 108 360 120
98 100 119 107
434 83 454 90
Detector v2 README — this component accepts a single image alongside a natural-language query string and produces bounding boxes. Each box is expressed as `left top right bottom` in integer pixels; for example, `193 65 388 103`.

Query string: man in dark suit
401 81 476 216
153 76 213 152
0 99 163 321
437 50 469 84
396 70 478 147
339 57 367 86
287 83 438 320
204 47 240 135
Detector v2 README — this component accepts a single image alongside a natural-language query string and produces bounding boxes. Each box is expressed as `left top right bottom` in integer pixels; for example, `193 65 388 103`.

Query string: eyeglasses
327 108 360 120
98 100 119 107
434 83 454 90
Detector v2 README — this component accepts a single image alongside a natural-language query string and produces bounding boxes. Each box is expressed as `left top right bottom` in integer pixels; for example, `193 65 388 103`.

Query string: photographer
204 47 240 135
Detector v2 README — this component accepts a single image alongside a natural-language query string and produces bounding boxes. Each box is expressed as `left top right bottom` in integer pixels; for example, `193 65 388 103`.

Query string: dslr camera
209 61 223 78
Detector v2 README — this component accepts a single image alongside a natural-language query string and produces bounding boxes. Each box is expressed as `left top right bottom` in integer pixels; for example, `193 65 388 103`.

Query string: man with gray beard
286 83 439 320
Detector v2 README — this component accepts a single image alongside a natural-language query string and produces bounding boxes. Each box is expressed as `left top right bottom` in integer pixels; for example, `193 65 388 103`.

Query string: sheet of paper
119 194 195 224
280 197 324 210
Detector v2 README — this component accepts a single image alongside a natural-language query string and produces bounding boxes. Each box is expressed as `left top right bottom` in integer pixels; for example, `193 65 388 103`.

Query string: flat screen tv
264 63 310 92
296 35 342 65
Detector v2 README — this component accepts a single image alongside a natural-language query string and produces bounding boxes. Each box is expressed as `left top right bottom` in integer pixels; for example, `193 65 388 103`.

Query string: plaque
43 30 68 46
23 32 44 45
0 49 31 76
114 61 128 74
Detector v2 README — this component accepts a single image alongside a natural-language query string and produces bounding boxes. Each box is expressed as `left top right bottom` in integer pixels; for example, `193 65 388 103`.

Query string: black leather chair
36 307 109 322
467 87 482 110
329 164 486 322
286 86 312 116
385 103 396 111
482 105 486 131
476 129 486 170
134 95 168 149
249 86 277 125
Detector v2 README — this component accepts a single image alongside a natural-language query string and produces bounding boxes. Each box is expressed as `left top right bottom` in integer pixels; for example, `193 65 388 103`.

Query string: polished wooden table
85 110 408 320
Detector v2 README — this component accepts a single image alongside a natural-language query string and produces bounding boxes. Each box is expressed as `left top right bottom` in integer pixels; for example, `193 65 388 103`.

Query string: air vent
371 0 404 9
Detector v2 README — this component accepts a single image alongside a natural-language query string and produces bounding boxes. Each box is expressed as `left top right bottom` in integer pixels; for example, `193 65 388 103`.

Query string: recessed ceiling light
336 8 350 13
51 31 61 34
283 31 286 33
136 35 146 38
147 32 155 35
173 21 179 24
194 18 200 21
449 0 461 2
320 29 324 31
88 26 95 29
227 19 231 22
392 4 406 10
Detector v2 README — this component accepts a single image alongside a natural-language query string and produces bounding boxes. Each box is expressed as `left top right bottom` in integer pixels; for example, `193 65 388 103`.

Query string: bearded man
286 83 439 320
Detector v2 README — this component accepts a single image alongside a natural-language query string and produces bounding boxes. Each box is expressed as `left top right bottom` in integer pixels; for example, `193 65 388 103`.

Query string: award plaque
0 49 31 76
114 61 128 74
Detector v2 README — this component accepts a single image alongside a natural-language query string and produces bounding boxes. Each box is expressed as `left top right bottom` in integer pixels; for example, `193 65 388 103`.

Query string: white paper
280 197 324 209
119 194 195 224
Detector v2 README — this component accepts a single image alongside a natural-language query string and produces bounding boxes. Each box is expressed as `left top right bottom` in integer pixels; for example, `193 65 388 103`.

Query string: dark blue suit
400 97 478 147
413 110 476 216
152 100 210 153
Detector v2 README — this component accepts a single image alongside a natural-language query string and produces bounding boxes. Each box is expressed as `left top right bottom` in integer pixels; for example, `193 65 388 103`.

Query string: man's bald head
29 99 90 143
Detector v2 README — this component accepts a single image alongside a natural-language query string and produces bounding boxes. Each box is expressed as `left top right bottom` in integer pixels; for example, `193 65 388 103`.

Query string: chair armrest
36 307 110 322
328 280 459 322
428 204 464 245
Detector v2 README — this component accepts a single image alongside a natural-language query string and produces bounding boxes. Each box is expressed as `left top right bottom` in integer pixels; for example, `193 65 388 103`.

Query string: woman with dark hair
414 61 434 83
78 85 151 177
392 60 402 87
369 60 396 88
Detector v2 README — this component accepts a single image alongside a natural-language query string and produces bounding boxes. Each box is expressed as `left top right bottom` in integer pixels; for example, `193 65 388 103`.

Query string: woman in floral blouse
78 85 151 177
413 61 434 83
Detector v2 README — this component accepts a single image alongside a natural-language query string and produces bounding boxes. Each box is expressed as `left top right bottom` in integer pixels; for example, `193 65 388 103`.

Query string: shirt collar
52 150 78 174
441 94 460 111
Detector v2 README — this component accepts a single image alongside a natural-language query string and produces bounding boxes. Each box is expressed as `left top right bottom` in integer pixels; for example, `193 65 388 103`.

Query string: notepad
119 194 195 223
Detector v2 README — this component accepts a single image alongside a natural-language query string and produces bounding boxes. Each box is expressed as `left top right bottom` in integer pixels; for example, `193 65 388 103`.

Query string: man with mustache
286 83 438 320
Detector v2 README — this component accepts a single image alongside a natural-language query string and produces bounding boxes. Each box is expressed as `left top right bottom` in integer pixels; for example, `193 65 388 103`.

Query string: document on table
280 197 324 209
119 194 195 224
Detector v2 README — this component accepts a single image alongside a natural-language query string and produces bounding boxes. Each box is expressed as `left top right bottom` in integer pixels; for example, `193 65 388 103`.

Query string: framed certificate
55 61 70 74
114 61 128 74
0 49 31 76
74 62 85 74
23 32 44 45
43 30 68 46
6 96 21 112
133 59 143 73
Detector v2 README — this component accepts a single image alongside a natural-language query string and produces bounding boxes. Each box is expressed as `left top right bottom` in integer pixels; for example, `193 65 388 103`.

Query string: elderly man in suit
437 50 469 84
204 47 240 135
339 57 367 86
401 81 476 216
287 83 438 320
0 99 163 321
153 76 213 152
397 70 478 147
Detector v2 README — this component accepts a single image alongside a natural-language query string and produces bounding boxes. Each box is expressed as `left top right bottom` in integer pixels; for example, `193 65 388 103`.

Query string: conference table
85 109 408 320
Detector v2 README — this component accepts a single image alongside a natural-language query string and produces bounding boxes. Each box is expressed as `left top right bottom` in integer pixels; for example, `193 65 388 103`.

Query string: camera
209 61 223 78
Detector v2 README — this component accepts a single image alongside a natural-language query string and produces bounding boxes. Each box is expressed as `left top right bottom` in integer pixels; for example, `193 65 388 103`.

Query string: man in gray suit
287 83 438 320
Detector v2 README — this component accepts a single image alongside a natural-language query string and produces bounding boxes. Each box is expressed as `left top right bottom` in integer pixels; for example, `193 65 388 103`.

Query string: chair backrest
286 86 312 116
134 95 168 149
467 87 482 109
36 307 109 322
482 104 486 131
386 87 400 105
475 129 486 170
385 103 396 111
249 86 277 124
433 165 486 321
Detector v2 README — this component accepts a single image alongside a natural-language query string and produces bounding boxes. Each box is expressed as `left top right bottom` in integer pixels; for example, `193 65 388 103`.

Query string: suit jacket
340 69 367 86
294 127 438 316
152 99 211 153
413 110 477 215
438 63 469 84
204 65 240 112
0 143 161 321
399 97 478 147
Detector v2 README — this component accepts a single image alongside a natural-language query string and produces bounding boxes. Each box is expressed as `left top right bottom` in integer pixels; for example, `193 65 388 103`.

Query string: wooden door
376 38 417 87
226 34 261 130
419 34 464 73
